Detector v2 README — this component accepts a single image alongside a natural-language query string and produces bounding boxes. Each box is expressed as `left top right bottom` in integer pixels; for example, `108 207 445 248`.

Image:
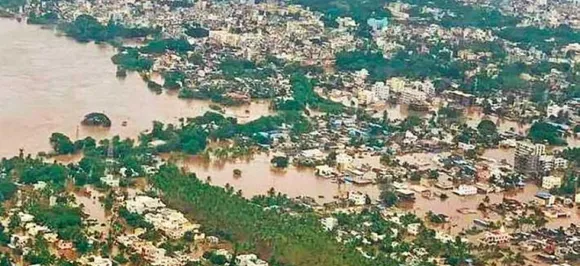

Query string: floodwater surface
0 19 273 157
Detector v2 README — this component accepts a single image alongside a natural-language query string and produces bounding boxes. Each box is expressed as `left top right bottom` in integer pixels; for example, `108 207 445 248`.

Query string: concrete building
400 89 428 104
348 191 367 205
453 185 477 196
514 142 546 177
336 153 353 170
539 155 569 172
371 81 390 101
542 175 563 190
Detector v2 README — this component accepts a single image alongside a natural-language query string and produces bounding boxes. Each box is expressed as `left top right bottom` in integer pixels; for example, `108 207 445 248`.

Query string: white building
144 208 200 239
386 77 406 92
79 256 113 266
100 174 120 187
320 217 338 231
407 223 421 236
400 89 427 104
315 165 335 177
542 175 563 190
236 254 269 266
547 103 571 118
539 156 568 172
348 192 367 205
126 196 166 214
336 153 354 169
454 185 477 196
356 90 376 105
409 79 435 96
480 230 511 245
372 82 390 101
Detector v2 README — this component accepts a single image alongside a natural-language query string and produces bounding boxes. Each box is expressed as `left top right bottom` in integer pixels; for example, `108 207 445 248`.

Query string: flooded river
0 18 273 158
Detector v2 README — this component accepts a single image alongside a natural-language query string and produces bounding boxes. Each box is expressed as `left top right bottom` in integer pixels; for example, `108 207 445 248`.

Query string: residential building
542 175 563 190
126 196 166 214
348 192 367 205
371 82 390 101
454 185 477 196
400 89 427 104
480 230 511 245
320 217 338 231
236 254 269 266
407 223 421 236
336 153 353 170
514 142 546 177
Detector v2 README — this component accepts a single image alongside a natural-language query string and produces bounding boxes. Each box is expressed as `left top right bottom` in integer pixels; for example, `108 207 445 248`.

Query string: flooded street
70 186 110 237
0 18 273 158
404 184 580 235
168 153 380 203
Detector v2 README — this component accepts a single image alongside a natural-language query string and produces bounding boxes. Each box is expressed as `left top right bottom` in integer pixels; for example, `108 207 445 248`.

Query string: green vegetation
291 0 390 26
335 47 463 81
141 111 311 154
27 12 58 25
528 122 566 146
289 73 344 113
184 25 209 38
0 179 17 202
163 71 186 89
119 207 154 229
405 0 518 28
219 57 276 81
81 112 112 127
49 133 76 154
497 25 580 52
152 164 375 266
111 48 154 72
270 156 289 168
60 15 158 43
0 0 25 12
477 119 497 136
140 38 193 54
562 148 580 166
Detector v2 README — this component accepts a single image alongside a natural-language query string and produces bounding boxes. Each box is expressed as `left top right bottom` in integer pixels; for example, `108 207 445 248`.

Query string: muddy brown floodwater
0 19 274 158
168 153 380 203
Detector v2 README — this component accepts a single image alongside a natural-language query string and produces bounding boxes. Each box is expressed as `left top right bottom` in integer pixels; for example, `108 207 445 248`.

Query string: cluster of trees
562 147 580 166
28 203 91 253
163 71 186 89
60 15 158 43
0 0 25 12
119 207 154 229
287 73 344 113
497 25 580 52
140 38 193 54
270 156 289 168
49 133 97 155
335 46 464 82
111 48 154 72
405 0 518 29
0 179 17 202
219 57 275 80
291 0 390 27
81 112 112 127
152 164 379 266
1 156 69 186
184 24 209 38
528 122 566 146
27 12 58 25
141 111 311 154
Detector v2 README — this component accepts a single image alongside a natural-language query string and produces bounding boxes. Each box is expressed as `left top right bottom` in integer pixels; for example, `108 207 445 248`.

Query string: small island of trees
81 112 112 127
